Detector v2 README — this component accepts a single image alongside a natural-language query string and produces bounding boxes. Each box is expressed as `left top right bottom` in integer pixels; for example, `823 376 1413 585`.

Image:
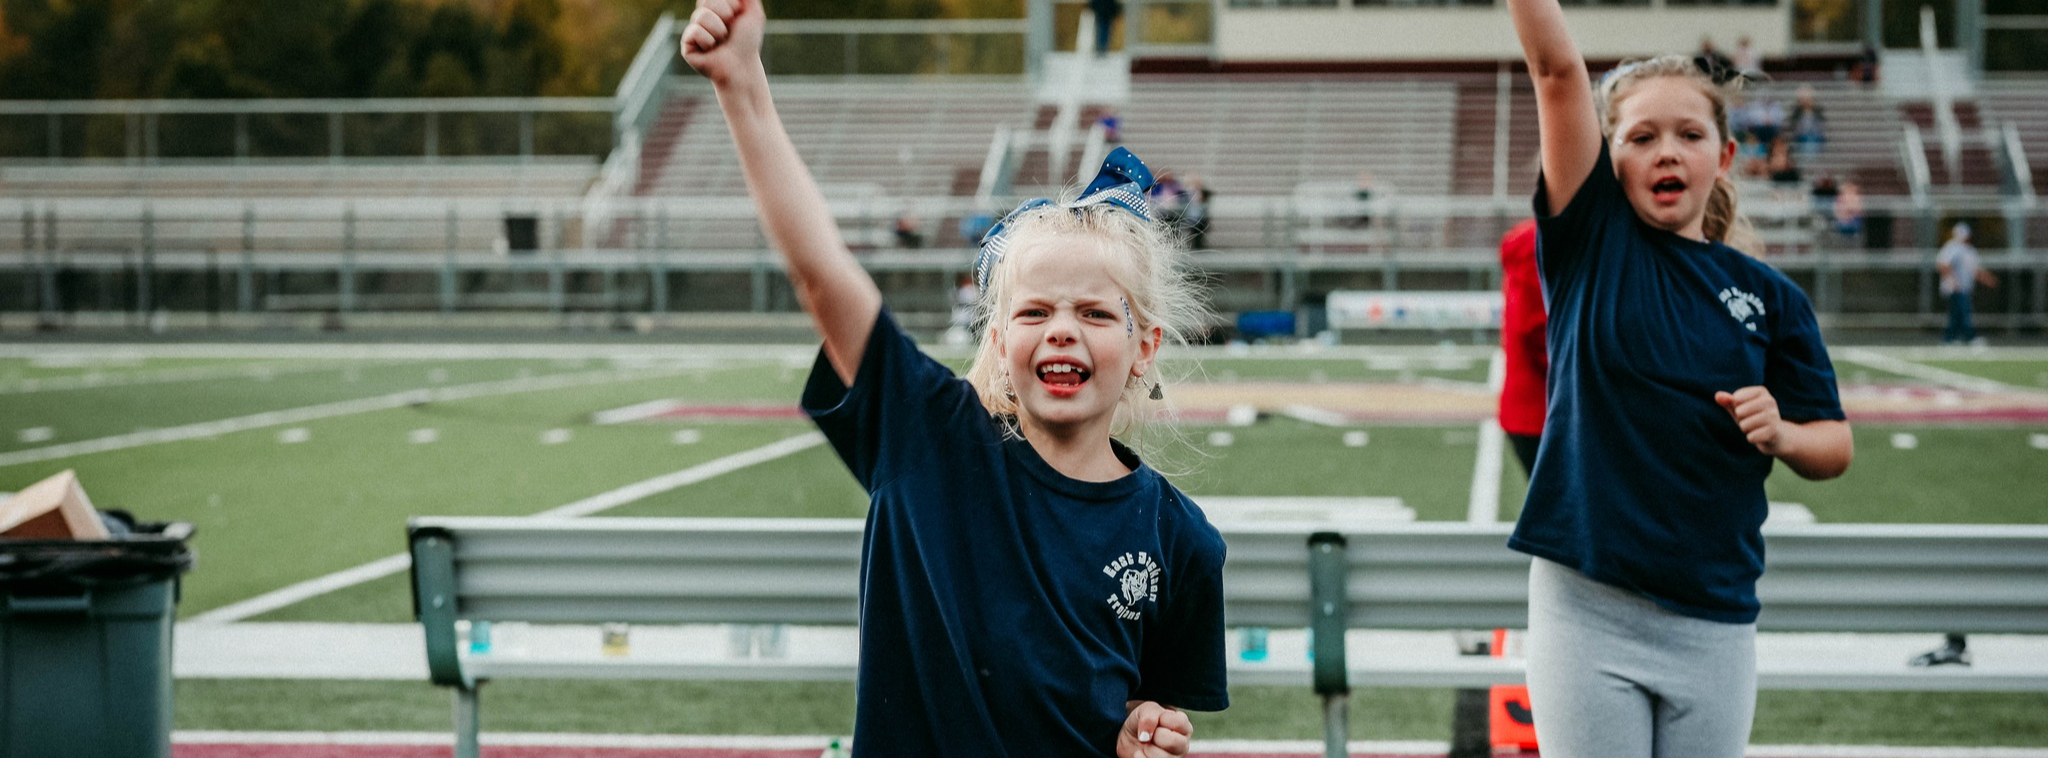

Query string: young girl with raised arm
681 2 1228 756
1506 2 1854 755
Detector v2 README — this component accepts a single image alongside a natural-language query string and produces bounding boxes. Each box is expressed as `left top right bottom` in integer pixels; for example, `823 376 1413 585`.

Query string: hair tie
973 147 1157 291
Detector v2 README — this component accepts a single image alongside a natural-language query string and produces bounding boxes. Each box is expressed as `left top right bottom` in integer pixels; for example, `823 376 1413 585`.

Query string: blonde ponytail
1706 174 1762 257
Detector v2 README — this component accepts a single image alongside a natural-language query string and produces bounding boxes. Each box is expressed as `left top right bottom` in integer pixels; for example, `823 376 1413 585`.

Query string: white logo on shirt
1718 287 1766 332
1102 551 1160 622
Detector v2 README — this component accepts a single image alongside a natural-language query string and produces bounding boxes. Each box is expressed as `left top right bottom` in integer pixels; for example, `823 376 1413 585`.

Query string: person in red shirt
1499 218 1546 477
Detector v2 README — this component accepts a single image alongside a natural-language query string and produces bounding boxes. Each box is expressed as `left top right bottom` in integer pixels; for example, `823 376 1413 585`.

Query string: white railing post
1921 6 1963 186
1902 123 1932 209
1493 62 1512 199
2004 121 2035 204
976 125 1014 208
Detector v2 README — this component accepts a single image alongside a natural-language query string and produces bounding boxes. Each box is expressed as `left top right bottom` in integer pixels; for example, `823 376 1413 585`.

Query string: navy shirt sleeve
800 306 982 492
1766 283 1847 423
1133 502 1230 711
1532 145 1626 290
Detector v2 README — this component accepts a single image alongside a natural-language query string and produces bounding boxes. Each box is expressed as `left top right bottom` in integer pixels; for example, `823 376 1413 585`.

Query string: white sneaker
1970 337 1989 348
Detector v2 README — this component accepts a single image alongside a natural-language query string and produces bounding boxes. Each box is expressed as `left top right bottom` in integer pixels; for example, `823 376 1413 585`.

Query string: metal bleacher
1975 80 2048 193
1119 76 1458 198
639 80 1034 199
0 160 601 199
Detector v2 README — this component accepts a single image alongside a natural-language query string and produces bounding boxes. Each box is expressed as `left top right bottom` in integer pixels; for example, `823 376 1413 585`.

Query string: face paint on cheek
1121 297 1134 336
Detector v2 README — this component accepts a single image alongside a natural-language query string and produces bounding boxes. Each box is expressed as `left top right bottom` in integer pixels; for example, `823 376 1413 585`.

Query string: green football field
2 343 2045 742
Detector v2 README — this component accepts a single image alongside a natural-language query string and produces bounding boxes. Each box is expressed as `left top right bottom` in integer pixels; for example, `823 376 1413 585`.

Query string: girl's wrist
710 59 770 93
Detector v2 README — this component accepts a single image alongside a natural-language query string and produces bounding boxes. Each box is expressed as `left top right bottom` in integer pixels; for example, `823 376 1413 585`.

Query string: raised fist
680 0 765 88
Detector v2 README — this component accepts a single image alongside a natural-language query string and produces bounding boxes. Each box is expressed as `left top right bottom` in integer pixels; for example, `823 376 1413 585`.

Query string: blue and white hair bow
974 146 1157 290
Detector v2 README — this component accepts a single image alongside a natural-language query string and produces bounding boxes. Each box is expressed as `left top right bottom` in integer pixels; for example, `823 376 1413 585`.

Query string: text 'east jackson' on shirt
801 307 1230 757
1510 144 1845 625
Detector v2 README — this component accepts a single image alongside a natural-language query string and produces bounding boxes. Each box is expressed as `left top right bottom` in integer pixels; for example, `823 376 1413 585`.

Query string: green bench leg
1309 532 1352 758
455 684 481 758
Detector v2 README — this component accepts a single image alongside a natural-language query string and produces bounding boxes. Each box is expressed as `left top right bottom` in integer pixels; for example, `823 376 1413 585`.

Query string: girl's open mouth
1036 360 1091 397
1651 177 1688 205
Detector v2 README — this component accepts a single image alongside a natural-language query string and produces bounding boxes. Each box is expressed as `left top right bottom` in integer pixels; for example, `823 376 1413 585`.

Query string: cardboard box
0 469 111 540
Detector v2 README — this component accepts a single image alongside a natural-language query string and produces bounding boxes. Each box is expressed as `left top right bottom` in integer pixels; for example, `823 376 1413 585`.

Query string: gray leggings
1525 558 1758 758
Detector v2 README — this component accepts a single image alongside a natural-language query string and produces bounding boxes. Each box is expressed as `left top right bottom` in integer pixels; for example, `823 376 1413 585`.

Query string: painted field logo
1102 551 1161 622
1718 287 1766 331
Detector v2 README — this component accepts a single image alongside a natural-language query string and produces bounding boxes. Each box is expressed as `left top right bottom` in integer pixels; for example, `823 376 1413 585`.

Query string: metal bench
408 517 2048 758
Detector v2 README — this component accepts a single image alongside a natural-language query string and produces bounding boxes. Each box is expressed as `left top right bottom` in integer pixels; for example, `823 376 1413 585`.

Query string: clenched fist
1118 701 1192 758
680 0 766 88
1715 385 1787 456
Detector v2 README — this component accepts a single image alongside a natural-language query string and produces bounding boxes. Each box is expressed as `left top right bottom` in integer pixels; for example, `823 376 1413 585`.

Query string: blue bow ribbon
974 147 1157 290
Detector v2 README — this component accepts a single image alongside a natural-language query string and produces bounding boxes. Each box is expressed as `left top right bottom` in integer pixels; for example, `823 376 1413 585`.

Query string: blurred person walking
1089 0 1123 56
1936 222 1998 345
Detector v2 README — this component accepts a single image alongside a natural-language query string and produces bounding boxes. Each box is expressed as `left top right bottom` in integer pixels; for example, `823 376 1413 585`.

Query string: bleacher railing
0 98 615 164
5 191 2043 330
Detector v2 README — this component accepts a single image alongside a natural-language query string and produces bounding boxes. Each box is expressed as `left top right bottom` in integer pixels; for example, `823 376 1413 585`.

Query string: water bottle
762 624 789 659
818 737 847 758
468 620 493 654
1239 627 1269 662
601 622 630 657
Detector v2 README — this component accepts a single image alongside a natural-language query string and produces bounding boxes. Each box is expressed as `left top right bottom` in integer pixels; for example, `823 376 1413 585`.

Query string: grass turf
171 679 2048 745
9 348 2045 745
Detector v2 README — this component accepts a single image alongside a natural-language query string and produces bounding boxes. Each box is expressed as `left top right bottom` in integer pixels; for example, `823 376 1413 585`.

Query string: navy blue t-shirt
1509 144 1845 624
801 307 1230 757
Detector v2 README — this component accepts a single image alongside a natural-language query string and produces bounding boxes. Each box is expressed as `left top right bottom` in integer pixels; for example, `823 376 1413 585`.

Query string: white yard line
186 431 827 624
533 432 824 519
1467 349 1508 525
0 367 688 468
1838 348 2028 395
0 361 319 394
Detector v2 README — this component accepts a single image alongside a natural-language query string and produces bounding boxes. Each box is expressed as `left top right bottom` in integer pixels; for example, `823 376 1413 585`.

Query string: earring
1149 381 1164 401
1001 373 1016 400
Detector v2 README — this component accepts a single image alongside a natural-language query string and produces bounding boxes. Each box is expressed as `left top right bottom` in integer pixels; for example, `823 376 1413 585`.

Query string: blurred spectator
1149 171 1187 222
1743 94 1785 146
944 273 979 347
1831 180 1864 237
1809 172 1839 221
1936 222 1998 346
1097 108 1122 143
1183 176 1212 251
1789 86 1827 157
1733 36 1763 78
1697 36 1735 79
1349 170 1378 229
1767 138 1802 188
1853 43 1880 86
959 210 996 246
894 213 925 249
1088 0 1122 56
1740 134 1770 180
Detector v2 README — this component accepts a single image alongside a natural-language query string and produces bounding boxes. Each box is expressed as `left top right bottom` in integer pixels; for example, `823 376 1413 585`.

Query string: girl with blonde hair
682 1 1225 755
1507 2 1855 755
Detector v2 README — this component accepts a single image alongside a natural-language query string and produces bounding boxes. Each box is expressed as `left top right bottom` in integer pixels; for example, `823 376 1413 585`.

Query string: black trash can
504 215 539 254
0 519 195 758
